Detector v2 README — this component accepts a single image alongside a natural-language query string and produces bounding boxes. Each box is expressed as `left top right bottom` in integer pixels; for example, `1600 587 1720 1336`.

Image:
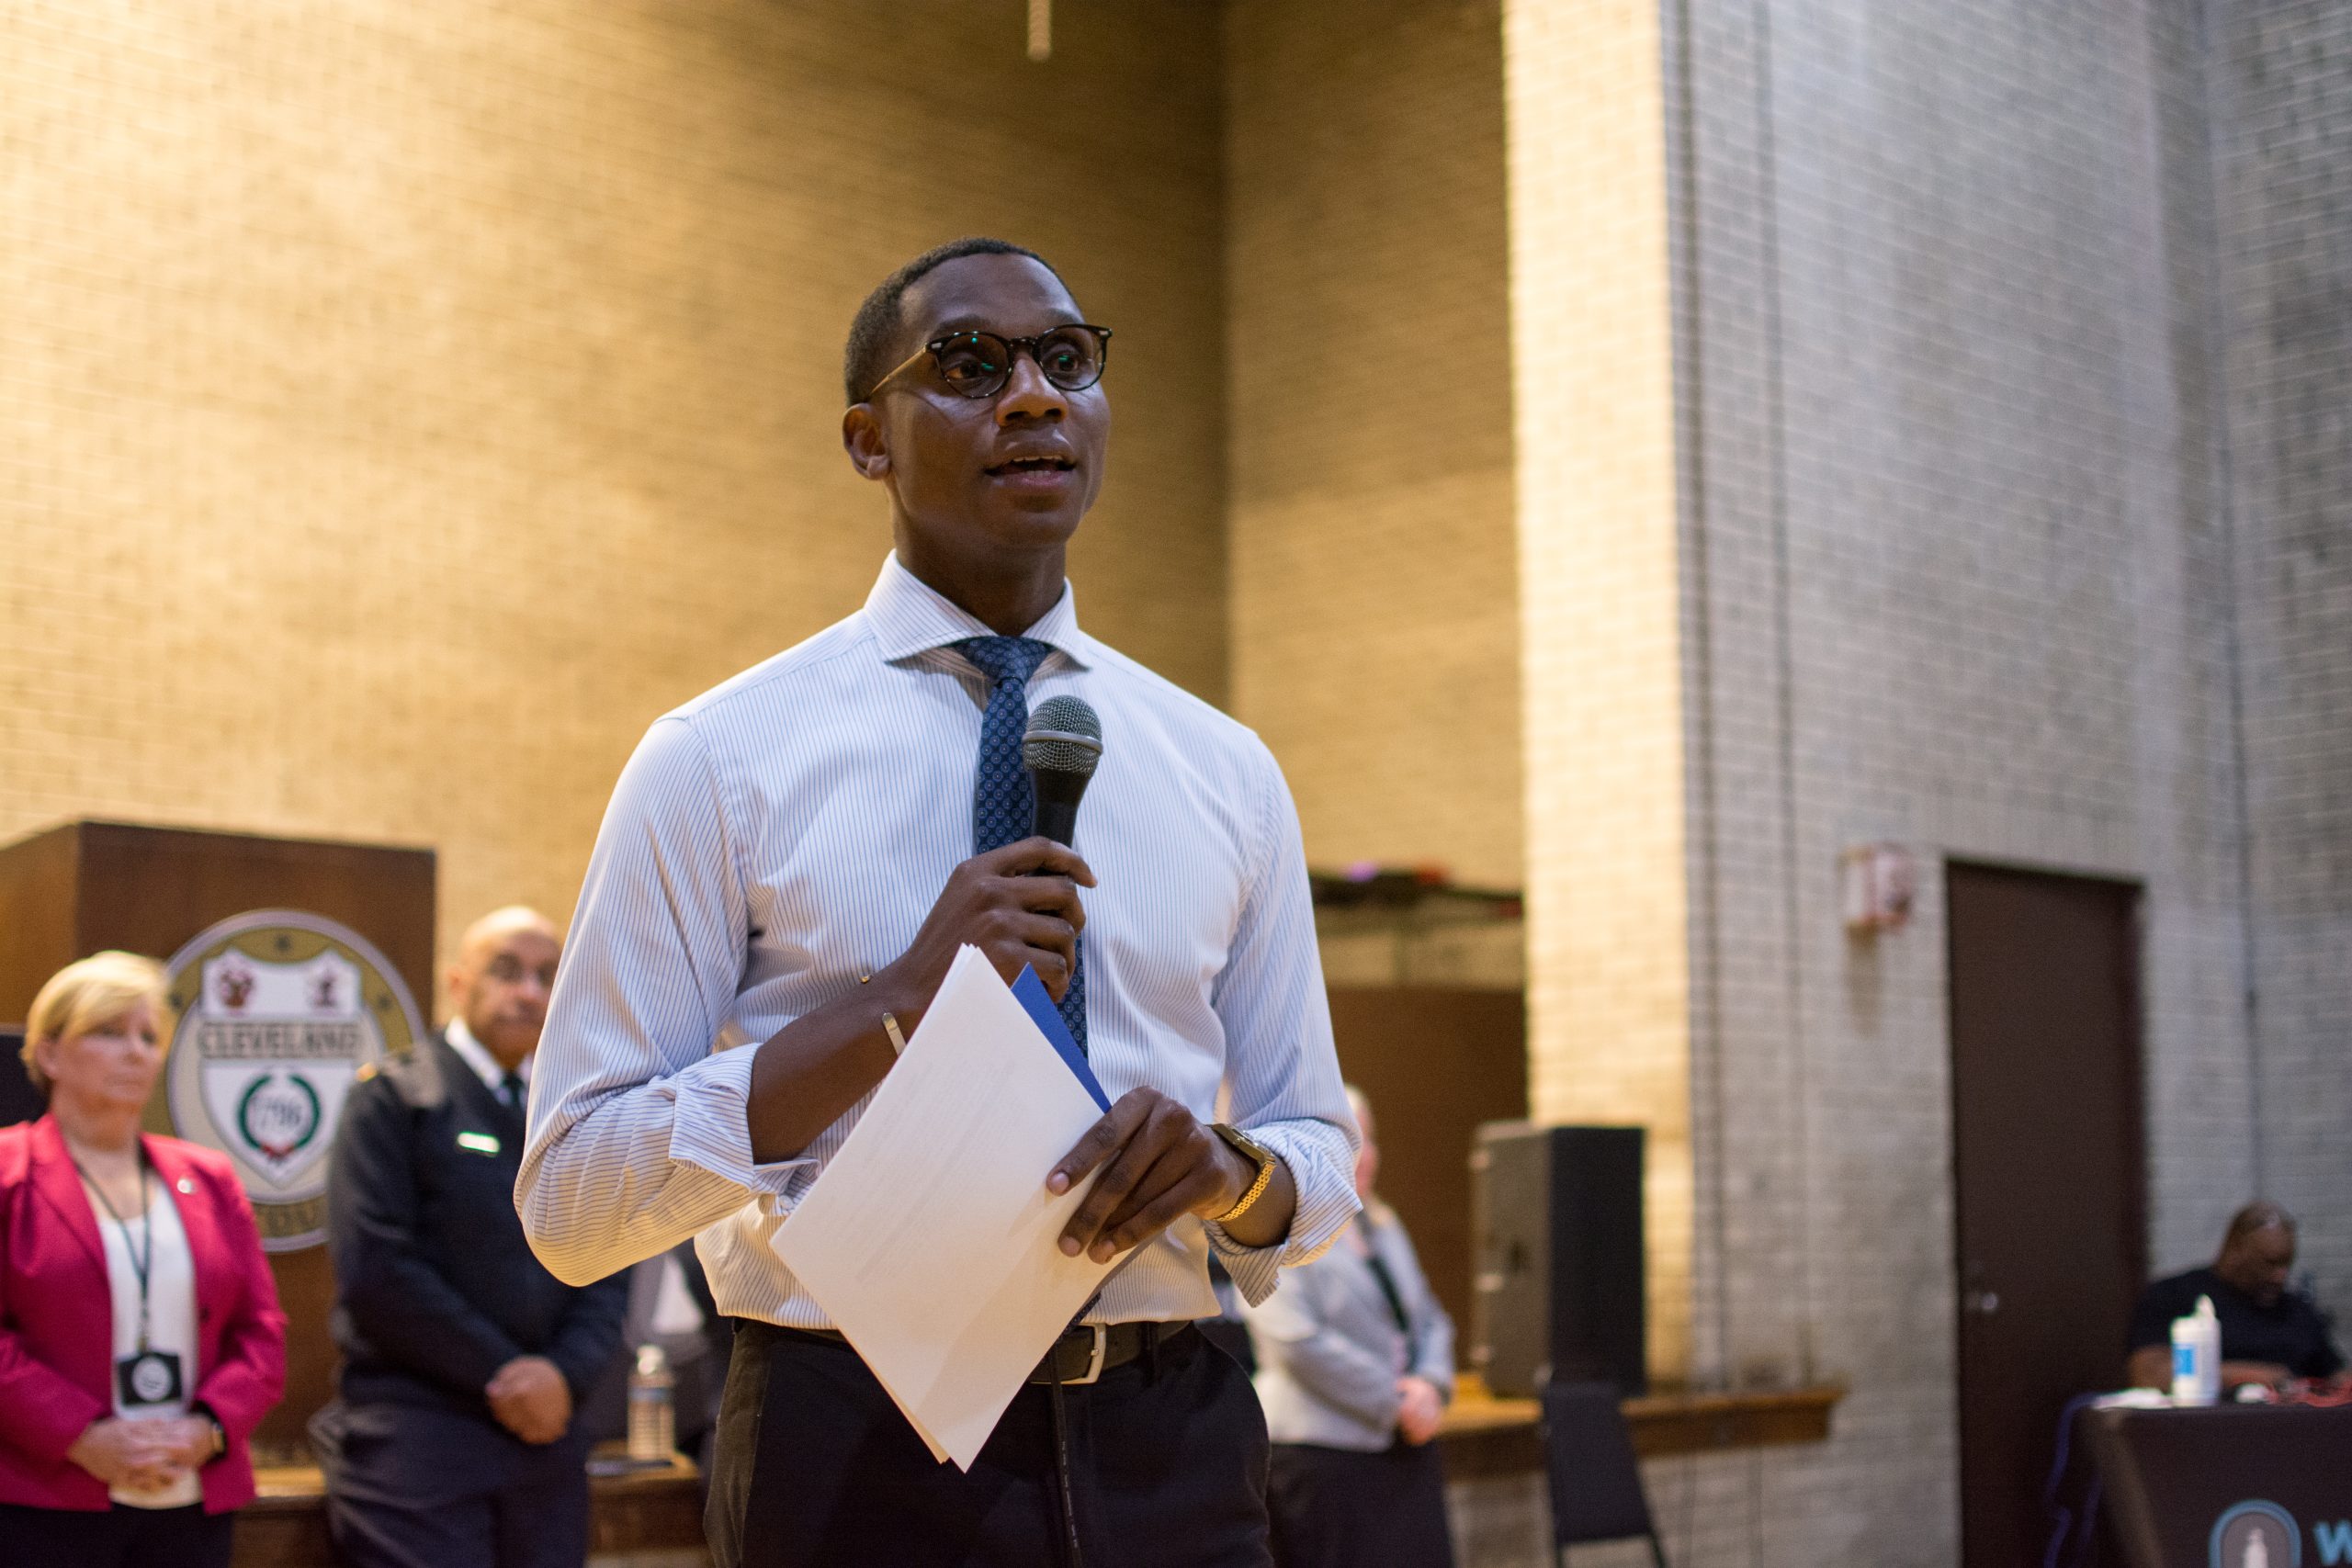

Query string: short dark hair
842 237 1067 404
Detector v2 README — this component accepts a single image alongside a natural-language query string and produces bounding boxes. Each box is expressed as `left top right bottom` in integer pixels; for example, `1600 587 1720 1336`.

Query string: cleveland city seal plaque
161 909 426 1251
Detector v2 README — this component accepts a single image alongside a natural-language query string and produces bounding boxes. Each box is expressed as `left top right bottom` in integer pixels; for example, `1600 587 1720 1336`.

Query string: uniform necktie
954 637 1086 1054
500 1071 526 1115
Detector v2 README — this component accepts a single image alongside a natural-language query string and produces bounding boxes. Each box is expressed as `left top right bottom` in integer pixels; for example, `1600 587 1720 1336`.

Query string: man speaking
519 238 1358 1568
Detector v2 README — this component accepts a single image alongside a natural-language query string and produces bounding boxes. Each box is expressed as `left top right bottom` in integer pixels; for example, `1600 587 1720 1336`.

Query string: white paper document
769 945 1116 1469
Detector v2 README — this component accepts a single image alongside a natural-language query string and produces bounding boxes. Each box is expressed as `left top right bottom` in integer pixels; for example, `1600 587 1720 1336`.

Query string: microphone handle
1033 796 1080 847
1029 762 1091 851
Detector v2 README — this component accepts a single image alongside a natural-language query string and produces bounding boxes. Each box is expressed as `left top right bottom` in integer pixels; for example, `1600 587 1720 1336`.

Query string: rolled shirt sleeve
518 716 813 1287
1203 741 1361 1306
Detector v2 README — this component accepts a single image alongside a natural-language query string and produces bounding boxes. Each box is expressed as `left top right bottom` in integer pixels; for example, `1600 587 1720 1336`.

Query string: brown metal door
1326 987 1527 1337
1947 863 2143 1568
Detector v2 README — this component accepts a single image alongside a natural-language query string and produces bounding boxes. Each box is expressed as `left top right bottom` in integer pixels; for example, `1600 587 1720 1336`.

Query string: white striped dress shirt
518 552 1359 1328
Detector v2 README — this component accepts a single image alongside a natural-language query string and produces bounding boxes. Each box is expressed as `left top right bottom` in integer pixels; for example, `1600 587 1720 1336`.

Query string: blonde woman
0 952 286 1567
1242 1087 1457 1568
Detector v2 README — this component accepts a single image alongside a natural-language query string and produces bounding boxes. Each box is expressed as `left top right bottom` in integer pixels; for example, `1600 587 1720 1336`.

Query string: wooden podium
0 819 436 1451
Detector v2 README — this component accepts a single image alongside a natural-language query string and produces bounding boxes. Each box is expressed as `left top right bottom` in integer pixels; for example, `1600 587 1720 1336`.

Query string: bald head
447 906 560 1070
2216 1201 2297 1306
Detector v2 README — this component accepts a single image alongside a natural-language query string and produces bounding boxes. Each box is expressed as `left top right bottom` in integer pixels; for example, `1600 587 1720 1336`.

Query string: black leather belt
780 1320 1193 1386
1026 1320 1193 1386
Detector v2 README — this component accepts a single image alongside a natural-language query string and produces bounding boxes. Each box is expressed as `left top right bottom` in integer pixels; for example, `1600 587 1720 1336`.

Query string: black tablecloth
2085 1402 2352 1568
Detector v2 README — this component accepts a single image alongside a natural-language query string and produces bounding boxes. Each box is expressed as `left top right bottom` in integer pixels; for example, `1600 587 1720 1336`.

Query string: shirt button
176 1178 197 1195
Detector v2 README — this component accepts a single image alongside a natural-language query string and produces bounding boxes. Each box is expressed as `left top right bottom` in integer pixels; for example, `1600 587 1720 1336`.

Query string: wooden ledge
232 1390 1844 1559
1436 1381 1843 1482
238 1450 702 1568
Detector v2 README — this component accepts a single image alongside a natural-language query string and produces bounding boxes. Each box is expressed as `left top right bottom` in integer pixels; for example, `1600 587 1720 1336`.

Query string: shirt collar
445 1017 529 1095
863 550 1093 670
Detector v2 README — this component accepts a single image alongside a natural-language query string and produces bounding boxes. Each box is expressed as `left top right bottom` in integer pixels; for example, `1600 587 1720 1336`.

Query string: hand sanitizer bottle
2170 1294 2221 1405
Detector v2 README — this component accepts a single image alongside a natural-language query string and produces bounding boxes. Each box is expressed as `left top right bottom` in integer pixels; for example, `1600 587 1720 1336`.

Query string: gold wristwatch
1209 1123 1279 1225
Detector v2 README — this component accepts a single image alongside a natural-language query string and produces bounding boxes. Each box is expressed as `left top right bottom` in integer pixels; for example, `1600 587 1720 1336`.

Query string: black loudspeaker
0 1028 38 1129
1469 1122 1646 1397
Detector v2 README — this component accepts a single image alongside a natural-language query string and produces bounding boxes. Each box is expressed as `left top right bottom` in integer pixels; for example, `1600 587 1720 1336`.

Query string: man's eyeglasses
862 324 1113 404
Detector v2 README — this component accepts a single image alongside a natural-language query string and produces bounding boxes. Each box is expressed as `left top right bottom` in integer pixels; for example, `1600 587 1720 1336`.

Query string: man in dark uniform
2126 1201 2346 1393
314 907 630 1568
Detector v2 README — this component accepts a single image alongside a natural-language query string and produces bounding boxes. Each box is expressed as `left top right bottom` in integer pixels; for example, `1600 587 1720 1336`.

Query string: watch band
1210 1123 1277 1225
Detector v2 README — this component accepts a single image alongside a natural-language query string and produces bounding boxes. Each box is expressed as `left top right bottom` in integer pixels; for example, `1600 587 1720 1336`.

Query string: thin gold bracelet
860 974 907 1055
1215 1152 1276 1225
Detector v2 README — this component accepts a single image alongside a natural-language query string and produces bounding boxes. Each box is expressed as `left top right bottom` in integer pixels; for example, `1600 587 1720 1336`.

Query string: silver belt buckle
1069 1323 1109 1384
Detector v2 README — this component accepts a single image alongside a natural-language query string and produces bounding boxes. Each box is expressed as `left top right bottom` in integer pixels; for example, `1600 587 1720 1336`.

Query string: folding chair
1539 1381 1670 1568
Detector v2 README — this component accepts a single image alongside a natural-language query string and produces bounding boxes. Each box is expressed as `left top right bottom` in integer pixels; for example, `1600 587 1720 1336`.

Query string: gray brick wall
2212 0 2352 1314
1656 0 2311 1562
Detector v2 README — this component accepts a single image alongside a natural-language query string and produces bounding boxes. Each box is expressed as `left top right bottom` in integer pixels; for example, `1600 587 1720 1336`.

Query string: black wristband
192 1404 226 1460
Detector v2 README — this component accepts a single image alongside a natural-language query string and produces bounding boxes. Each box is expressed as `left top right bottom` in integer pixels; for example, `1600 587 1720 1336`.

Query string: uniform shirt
1242 1200 1455 1451
519 553 1359 1327
326 1031 630 1418
2126 1267 2345 1381
444 1017 529 1111
93 1174 200 1508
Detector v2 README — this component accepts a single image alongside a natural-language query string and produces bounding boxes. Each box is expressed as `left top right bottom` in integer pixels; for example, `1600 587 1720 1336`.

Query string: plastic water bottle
627 1343 675 1461
2170 1293 2221 1405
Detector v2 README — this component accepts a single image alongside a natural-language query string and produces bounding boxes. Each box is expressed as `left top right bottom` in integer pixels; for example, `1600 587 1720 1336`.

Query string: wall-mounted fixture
1840 843 1915 935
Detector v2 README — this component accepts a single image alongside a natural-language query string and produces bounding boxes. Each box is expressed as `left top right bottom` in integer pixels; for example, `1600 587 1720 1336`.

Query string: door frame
1942 858 2148 1568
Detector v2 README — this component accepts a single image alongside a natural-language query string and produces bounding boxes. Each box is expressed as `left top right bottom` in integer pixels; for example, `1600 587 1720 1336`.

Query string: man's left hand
1049 1089 1260 1263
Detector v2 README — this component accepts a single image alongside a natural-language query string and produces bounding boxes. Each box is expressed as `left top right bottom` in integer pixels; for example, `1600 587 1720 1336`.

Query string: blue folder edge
1012 964 1111 1112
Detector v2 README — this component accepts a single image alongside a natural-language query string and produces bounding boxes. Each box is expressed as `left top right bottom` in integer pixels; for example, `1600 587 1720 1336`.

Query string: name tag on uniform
457 1131 502 1156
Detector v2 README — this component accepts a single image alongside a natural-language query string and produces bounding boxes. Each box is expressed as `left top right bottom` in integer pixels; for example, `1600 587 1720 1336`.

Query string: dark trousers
311 1400 592 1568
0 1501 235 1568
710 1320 1273 1568
1267 1439 1456 1568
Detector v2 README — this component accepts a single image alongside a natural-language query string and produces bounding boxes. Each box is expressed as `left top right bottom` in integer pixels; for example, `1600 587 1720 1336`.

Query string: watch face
1216 1125 1274 1185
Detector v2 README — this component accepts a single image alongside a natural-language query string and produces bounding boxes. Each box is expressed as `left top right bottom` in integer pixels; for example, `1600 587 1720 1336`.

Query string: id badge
116 1349 184 1409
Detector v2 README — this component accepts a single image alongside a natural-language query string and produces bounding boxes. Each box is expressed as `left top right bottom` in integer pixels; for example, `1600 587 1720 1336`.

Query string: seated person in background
1242 1086 1456 1568
312 908 629 1568
2126 1201 2345 1393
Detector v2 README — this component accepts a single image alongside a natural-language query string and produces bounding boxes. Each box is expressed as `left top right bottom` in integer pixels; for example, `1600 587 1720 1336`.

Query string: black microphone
1023 695 1102 847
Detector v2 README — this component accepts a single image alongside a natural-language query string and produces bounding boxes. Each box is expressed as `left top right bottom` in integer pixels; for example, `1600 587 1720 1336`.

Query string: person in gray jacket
1241 1086 1455 1568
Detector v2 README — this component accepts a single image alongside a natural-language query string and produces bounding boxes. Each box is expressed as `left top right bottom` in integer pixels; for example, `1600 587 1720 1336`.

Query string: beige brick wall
1503 0 1694 1383
0 0 1227 985
1224 0 1521 893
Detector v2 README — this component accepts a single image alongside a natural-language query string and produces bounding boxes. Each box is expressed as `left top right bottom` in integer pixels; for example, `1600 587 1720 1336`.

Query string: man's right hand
1396 1376 1446 1446
870 838 1096 1026
748 839 1096 1165
485 1355 573 1446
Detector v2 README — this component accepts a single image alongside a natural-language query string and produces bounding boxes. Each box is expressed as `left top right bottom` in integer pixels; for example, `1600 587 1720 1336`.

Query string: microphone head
1023 694 1103 778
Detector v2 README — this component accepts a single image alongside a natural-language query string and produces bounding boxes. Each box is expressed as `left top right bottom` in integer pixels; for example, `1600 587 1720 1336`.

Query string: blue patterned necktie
955 637 1086 1054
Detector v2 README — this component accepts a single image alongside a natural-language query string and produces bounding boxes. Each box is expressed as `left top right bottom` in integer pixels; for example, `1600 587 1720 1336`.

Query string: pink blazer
0 1114 287 1512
